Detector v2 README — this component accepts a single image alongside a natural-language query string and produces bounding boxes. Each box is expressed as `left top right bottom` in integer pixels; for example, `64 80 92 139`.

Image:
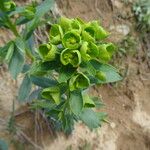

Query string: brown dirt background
0 0 150 150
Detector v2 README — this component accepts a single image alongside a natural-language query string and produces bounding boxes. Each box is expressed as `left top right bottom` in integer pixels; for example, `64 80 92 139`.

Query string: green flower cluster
38 17 116 92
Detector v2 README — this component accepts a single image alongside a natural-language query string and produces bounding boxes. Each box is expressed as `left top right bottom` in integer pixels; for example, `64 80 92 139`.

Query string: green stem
25 48 35 62
7 17 20 37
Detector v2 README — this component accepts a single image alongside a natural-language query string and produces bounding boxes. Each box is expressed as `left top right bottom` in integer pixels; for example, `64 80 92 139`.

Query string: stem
25 48 35 62
7 17 20 37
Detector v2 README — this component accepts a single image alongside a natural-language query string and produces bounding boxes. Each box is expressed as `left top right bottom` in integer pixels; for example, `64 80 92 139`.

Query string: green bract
41 86 60 105
50 24 63 44
4 1 16 11
69 73 90 91
38 43 57 61
98 43 116 62
91 21 109 40
62 31 81 49
80 41 99 61
60 49 81 67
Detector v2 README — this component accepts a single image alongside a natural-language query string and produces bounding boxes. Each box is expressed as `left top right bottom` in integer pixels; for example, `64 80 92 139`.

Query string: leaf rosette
69 72 90 91
60 48 81 67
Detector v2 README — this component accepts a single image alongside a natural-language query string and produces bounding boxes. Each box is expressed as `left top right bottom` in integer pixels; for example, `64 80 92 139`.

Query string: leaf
58 66 76 83
90 60 122 83
25 0 54 39
60 49 81 67
38 43 57 61
0 42 12 61
69 91 83 115
62 31 81 49
28 89 41 102
8 46 25 79
41 86 60 104
92 97 104 109
82 93 95 108
50 24 63 44
15 37 26 54
96 112 107 123
30 61 59 76
4 42 14 63
0 139 8 150
80 62 96 76
31 99 55 109
30 76 57 88
18 74 32 102
79 108 100 129
69 73 90 91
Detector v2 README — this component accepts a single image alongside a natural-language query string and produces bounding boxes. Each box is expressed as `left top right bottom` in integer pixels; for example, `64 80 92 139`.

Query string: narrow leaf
30 76 57 88
8 47 24 79
69 91 83 115
79 108 100 129
18 74 32 102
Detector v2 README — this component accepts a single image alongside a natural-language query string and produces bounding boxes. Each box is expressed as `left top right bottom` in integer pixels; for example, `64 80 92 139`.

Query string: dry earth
0 0 150 150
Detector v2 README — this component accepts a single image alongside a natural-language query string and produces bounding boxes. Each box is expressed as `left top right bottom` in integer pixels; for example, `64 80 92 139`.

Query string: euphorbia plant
0 0 122 133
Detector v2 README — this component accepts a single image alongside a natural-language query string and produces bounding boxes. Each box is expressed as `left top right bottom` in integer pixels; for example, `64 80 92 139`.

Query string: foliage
0 0 122 133
117 34 137 57
133 0 150 32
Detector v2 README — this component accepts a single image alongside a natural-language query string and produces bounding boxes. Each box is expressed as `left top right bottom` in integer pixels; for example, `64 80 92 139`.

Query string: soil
0 0 150 150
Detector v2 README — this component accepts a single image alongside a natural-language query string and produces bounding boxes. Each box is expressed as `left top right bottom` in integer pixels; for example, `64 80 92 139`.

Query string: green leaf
60 49 81 67
28 89 41 102
80 62 96 76
95 71 106 81
30 61 58 76
58 17 72 32
18 74 32 102
69 91 83 115
62 31 81 49
41 86 60 105
38 43 57 61
0 139 8 150
15 37 26 54
90 60 122 83
3 1 16 12
91 21 109 40
30 76 57 88
31 99 55 109
8 46 25 79
82 30 95 43
25 0 54 39
80 42 99 61
92 97 104 109
58 66 76 83
0 42 12 61
69 72 90 91
82 93 95 108
50 24 63 45
79 108 100 129
96 112 107 122
4 42 14 63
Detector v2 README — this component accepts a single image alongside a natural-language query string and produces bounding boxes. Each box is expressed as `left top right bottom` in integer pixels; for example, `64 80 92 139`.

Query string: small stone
110 122 116 129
